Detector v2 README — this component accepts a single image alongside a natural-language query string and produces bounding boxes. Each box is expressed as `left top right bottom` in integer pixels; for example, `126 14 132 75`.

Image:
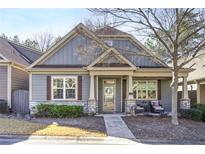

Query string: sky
0 8 145 43
0 9 93 40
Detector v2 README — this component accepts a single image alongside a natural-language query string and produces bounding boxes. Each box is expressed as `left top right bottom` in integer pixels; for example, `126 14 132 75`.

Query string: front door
103 79 115 113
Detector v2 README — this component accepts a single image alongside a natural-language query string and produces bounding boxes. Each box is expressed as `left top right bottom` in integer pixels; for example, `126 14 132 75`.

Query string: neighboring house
27 23 190 114
0 38 42 110
186 53 205 104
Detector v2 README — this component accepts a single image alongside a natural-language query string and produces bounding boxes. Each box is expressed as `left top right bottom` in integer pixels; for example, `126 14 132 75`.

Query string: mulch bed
31 116 107 134
122 116 205 141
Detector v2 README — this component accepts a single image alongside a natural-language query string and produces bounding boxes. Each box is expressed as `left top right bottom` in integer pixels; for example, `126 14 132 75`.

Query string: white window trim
133 80 158 100
51 76 78 101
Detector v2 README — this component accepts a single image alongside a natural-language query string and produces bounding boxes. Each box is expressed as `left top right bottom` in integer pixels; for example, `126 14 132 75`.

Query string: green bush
36 104 83 118
192 104 205 122
180 108 203 121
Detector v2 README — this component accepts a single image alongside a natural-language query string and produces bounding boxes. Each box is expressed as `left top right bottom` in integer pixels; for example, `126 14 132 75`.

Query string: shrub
180 108 203 121
192 104 205 122
36 104 83 118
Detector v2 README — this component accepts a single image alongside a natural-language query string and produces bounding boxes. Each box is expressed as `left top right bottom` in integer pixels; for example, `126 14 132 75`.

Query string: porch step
103 114 136 139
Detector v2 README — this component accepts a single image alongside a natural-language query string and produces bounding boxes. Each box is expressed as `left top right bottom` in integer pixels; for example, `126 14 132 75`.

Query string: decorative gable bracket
87 48 138 70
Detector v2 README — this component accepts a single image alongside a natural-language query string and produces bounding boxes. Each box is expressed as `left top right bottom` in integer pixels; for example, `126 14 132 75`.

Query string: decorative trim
102 79 116 113
28 23 109 69
51 76 78 101
87 48 137 70
7 65 11 108
29 73 32 102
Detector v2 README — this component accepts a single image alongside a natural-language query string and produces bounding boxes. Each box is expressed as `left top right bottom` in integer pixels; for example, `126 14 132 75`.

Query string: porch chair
150 100 164 113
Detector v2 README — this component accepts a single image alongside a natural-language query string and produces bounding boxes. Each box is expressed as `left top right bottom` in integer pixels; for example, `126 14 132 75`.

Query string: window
133 80 157 99
52 76 77 100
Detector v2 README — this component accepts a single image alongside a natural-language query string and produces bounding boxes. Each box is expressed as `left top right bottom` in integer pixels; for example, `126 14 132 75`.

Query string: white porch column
89 75 95 100
182 76 189 99
88 74 96 114
128 75 133 99
180 76 190 109
125 75 135 114
197 82 201 104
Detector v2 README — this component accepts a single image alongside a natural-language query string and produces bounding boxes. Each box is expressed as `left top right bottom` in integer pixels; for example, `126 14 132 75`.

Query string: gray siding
105 39 163 67
0 66 8 101
43 34 102 65
98 78 103 113
82 75 90 101
42 34 163 68
161 79 172 112
31 74 90 102
115 78 121 113
11 67 29 91
31 75 47 101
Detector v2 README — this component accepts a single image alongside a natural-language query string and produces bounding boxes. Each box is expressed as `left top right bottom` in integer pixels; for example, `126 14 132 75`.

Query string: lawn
0 118 106 137
122 116 205 141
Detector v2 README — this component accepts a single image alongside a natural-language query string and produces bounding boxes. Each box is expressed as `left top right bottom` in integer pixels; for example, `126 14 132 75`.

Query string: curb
0 135 107 141
1 135 204 145
135 138 205 145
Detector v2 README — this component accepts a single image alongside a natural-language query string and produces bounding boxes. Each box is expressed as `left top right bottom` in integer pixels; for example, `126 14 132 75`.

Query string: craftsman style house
27 23 190 114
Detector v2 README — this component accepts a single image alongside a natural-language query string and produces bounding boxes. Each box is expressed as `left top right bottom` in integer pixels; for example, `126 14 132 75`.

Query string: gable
102 38 165 68
87 48 137 69
29 23 109 69
93 52 130 67
42 33 103 66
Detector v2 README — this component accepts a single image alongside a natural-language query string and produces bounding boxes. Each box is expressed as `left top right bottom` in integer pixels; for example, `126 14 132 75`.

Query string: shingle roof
0 38 42 66
95 26 129 36
8 41 42 63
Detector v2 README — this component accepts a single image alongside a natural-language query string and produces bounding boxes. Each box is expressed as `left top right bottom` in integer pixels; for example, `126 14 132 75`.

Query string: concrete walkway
103 114 136 140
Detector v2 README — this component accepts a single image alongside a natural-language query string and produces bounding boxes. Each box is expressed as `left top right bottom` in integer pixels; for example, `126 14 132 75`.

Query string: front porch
86 69 191 114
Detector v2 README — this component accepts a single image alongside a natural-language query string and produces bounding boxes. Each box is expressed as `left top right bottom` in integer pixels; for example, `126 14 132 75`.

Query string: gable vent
104 40 113 46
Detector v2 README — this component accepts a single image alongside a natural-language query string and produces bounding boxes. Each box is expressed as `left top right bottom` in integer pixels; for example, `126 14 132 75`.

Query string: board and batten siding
161 79 172 112
11 67 29 91
105 39 163 67
0 66 8 101
31 74 90 102
43 34 102 65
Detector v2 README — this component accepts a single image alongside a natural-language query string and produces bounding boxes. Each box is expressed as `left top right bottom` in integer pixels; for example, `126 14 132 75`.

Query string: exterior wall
98 77 121 113
11 67 29 91
115 78 122 113
105 39 163 67
161 79 172 112
0 66 8 101
200 84 205 104
43 34 102 65
30 74 90 112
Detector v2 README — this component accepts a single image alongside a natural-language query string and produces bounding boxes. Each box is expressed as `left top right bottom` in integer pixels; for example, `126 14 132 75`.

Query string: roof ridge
94 26 129 36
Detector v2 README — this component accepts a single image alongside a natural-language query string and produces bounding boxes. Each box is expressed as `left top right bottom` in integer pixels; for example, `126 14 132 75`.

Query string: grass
0 118 106 137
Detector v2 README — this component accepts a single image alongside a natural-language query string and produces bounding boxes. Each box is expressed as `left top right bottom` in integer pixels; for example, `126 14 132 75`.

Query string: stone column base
180 98 191 109
125 99 136 114
88 99 96 115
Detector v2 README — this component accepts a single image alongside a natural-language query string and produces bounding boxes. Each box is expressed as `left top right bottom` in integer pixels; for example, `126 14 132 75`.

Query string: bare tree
90 8 205 125
32 32 56 52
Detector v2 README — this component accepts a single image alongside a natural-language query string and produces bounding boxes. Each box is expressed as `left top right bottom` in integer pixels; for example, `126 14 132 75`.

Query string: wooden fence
12 90 29 114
